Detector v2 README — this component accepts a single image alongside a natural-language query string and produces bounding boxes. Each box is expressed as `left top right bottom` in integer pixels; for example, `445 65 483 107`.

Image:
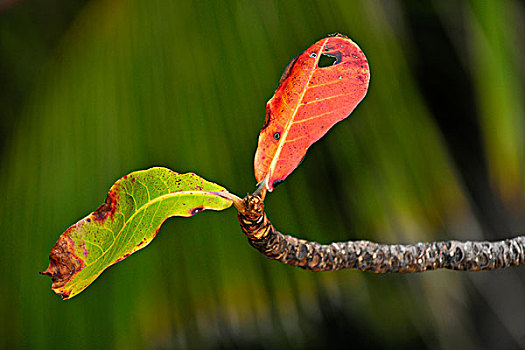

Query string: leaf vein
294 105 350 125
80 191 226 270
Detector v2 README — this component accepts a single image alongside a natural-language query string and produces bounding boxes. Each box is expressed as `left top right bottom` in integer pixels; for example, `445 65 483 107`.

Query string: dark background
1 0 524 349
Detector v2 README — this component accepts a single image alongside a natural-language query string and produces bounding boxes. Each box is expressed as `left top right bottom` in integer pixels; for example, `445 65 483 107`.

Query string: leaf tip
327 32 349 39
41 234 85 298
57 290 72 300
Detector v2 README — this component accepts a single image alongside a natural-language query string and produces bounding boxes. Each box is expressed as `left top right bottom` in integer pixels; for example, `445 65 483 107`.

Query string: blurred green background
1 0 524 349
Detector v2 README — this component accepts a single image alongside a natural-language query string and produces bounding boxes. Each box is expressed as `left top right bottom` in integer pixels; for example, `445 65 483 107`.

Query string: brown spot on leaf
59 290 71 299
191 206 204 215
40 234 84 292
112 252 133 265
93 190 117 221
261 104 272 130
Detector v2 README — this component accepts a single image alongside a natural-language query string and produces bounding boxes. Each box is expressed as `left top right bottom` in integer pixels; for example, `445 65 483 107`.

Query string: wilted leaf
254 33 370 191
41 167 233 300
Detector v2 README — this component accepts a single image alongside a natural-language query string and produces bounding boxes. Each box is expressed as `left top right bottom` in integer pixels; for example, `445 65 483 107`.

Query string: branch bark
238 194 525 272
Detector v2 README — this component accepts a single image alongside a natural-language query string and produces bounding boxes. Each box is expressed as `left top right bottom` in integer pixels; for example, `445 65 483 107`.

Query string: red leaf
254 34 370 191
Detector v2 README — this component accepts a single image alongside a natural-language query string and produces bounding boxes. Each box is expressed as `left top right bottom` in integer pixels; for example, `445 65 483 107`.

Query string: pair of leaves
42 33 369 299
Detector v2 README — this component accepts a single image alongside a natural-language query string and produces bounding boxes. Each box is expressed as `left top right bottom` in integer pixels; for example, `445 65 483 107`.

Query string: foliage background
1 0 524 348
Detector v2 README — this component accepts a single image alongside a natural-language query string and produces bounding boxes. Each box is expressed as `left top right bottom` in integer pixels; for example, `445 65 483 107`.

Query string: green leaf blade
41 167 233 300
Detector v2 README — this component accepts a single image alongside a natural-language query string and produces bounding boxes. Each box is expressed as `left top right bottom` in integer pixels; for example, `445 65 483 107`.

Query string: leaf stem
223 191 246 214
253 177 268 200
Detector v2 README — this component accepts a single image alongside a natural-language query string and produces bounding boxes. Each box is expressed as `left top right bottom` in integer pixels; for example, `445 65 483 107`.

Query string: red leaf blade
254 34 370 191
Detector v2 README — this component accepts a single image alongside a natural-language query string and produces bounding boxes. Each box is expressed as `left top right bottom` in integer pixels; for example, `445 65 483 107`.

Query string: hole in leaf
317 52 342 68
273 132 281 140
318 54 337 68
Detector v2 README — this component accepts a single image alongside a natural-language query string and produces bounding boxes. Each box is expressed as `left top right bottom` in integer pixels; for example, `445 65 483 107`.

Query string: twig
237 194 525 272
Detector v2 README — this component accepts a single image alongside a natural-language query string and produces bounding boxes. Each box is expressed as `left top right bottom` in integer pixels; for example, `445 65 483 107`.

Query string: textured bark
238 194 525 272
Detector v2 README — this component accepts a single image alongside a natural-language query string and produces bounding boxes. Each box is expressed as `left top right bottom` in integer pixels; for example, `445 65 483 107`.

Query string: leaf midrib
64 190 230 292
266 38 329 186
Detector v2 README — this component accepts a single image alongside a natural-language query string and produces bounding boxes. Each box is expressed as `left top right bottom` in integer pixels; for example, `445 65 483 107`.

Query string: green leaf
41 167 233 300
